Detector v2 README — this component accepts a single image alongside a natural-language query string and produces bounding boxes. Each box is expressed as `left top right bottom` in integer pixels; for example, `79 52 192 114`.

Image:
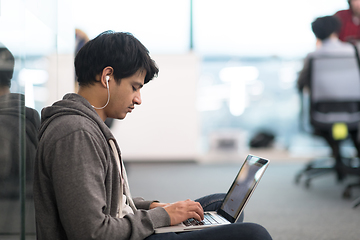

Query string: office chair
295 54 360 190
353 196 360 208
344 180 360 208
342 158 360 208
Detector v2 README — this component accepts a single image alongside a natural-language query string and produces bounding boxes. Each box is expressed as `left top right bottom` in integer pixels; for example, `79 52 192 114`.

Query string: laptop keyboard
183 212 228 226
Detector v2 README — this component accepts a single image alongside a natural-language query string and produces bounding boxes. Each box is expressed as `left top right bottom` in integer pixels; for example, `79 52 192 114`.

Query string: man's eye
132 86 137 91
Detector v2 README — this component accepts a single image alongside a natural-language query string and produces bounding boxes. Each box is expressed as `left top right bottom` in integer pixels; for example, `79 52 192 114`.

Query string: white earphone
105 76 110 89
92 76 111 110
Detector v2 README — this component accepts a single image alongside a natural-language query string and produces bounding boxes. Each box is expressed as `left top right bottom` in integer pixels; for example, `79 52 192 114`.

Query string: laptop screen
217 155 269 223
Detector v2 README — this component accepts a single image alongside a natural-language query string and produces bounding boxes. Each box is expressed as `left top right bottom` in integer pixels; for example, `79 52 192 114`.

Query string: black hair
311 16 342 40
0 46 15 88
75 31 159 86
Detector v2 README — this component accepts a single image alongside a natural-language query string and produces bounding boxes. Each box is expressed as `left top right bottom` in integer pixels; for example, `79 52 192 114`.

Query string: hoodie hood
39 93 114 142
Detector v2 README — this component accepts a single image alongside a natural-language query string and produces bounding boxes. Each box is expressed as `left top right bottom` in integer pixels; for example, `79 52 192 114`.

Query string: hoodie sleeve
133 197 158 210
43 129 169 240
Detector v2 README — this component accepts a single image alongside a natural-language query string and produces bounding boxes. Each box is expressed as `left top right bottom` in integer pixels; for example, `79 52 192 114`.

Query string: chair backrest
310 54 360 129
311 56 360 102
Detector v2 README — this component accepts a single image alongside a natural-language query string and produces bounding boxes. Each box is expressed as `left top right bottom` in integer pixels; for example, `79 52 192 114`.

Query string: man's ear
100 66 114 88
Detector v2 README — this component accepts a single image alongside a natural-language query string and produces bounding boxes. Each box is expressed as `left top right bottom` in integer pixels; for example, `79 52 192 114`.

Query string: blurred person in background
297 15 355 91
335 0 360 42
75 28 90 54
297 15 360 163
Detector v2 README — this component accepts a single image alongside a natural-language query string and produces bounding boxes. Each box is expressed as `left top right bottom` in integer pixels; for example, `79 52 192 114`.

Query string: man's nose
134 93 142 105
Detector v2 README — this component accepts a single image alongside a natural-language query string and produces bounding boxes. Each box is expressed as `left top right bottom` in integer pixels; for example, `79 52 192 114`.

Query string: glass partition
0 0 61 239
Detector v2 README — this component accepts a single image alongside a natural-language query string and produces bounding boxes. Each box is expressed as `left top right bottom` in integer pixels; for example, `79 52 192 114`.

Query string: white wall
111 53 201 161
46 54 75 106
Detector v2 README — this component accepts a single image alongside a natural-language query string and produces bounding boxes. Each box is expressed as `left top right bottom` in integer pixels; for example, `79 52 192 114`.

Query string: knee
196 193 226 211
234 222 272 240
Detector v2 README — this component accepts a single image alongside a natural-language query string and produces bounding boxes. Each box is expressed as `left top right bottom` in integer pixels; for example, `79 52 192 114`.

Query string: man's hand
163 199 204 225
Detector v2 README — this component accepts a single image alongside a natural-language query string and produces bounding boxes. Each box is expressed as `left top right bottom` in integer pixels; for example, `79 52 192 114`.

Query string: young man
33 31 272 240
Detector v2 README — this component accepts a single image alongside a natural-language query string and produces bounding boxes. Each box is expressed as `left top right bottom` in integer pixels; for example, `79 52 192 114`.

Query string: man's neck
329 33 339 40
0 87 10 97
77 86 107 122
316 34 339 48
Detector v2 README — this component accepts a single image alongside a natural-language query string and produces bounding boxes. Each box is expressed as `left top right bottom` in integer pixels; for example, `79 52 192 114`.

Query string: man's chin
118 113 127 120
111 112 127 120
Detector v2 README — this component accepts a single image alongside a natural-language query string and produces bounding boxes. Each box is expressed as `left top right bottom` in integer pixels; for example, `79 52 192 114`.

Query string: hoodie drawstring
109 139 137 217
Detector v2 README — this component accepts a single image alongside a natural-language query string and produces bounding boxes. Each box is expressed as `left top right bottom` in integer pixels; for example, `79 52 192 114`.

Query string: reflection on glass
0 44 40 236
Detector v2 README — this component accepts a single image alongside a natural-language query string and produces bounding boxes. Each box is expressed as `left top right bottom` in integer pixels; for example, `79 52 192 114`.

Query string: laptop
154 154 270 233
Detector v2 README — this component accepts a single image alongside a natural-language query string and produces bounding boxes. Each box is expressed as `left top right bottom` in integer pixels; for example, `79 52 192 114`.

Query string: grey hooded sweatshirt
33 93 170 240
